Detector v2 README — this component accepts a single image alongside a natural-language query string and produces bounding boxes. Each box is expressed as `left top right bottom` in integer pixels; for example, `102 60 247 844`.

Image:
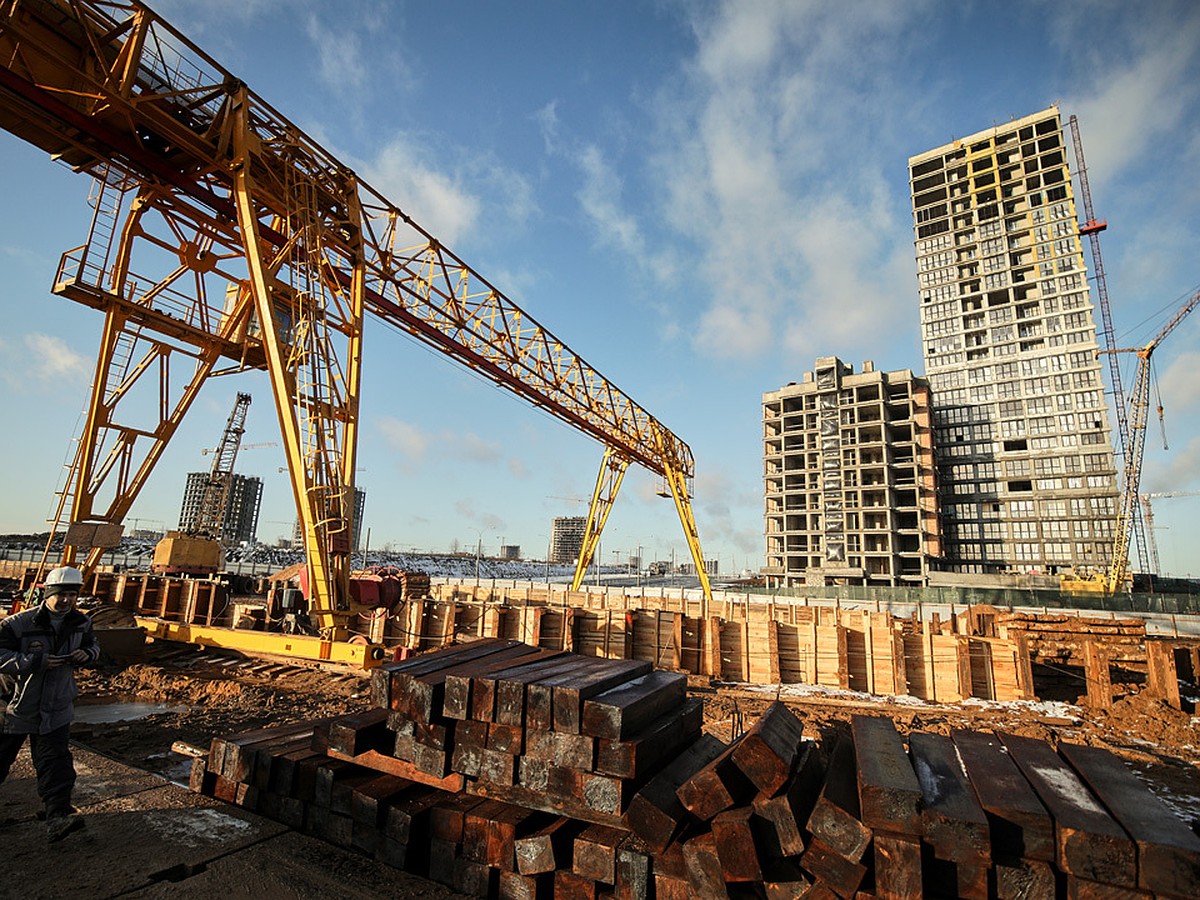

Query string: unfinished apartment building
910 106 1119 576
763 358 939 588
550 516 587 565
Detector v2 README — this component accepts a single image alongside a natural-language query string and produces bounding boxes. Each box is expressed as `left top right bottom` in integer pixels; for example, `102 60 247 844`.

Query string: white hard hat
44 566 85 594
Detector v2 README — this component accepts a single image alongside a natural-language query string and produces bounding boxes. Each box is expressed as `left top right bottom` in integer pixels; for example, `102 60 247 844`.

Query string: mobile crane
0 0 713 664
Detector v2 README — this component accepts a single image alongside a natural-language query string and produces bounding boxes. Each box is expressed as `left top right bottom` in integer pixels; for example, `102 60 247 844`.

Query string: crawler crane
1064 288 1199 594
150 392 251 575
0 0 713 664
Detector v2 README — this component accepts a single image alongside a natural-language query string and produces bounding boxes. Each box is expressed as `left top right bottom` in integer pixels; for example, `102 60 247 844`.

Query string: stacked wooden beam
192 640 1200 899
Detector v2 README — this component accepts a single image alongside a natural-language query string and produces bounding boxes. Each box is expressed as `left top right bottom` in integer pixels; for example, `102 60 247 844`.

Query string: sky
1 0 1199 577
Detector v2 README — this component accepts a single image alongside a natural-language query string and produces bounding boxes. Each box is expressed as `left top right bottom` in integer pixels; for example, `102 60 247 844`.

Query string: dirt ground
70 638 1200 832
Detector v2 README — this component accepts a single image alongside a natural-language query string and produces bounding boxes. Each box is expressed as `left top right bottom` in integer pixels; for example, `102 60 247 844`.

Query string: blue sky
1 1 1198 576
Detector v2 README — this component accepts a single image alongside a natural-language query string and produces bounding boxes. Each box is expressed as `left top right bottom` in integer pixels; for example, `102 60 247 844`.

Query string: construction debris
192 639 1200 898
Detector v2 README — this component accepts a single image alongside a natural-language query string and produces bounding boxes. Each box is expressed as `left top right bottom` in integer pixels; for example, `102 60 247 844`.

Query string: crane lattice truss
1068 114 1147 571
0 0 713 633
193 392 250 541
1106 289 1198 590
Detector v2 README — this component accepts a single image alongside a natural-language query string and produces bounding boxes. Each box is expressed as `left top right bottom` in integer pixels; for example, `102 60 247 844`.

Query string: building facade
550 516 587 565
763 358 939 588
179 472 263 545
909 106 1119 575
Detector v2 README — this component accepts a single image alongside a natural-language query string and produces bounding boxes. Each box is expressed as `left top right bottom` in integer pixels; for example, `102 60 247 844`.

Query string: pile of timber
996 611 1147 665
191 638 1200 898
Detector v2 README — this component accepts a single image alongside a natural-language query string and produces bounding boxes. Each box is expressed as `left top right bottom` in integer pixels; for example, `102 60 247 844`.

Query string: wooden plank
466 773 626 829
349 773 411 826
851 715 921 837
449 719 490 777
755 741 823 860
711 805 763 882
873 832 922 900
327 708 392 758
1083 640 1113 709
550 657 653 734
806 733 872 862
625 733 728 851
441 645 556 719
514 816 582 875
573 823 630 885
683 830 730 899
581 670 688 740
994 857 1057 900
1060 740 1200 897
494 655 587 726
674 731 757 824
524 655 616 731
370 637 508 708
615 835 653 900
800 836 867 897
595 696 702 779
429 791 484 843
1000 731 1136 887
397 640 544 723
908 731 989 863
325 746 464 792
952 728 1054 863
731 700 806 796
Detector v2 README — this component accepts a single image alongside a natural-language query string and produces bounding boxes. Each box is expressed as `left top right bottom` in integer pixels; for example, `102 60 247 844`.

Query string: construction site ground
5 637 1197 897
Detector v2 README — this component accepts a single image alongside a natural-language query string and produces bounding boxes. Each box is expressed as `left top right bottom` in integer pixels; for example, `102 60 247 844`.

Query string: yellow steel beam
571 447 630 590
134 618 383 668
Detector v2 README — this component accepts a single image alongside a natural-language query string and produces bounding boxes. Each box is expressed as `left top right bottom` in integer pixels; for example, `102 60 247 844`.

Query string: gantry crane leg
572 448 629 590
231 89 365 635
55 191 245 577
652 424 713 604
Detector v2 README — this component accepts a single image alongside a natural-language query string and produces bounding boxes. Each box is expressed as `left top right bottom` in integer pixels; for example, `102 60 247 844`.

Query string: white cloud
1158 349 1200 413
453 432 503 463
305 15 369 99
648 2 922 361
364 136 482 247
376 416 431 464
24 333 88 381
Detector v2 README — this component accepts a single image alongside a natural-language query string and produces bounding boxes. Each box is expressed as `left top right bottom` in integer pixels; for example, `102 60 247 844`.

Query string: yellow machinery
0 0 713 662
1062 288 1198 594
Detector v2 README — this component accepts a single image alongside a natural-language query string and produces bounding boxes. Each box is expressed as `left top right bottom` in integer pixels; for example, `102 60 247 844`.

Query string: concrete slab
1 745 465 899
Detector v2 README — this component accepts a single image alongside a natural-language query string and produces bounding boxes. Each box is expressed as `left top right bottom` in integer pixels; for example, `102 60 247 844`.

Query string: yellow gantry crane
0 0 713 653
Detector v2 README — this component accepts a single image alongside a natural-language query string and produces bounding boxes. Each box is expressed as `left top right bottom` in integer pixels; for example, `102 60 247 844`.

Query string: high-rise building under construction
909 106 1119 576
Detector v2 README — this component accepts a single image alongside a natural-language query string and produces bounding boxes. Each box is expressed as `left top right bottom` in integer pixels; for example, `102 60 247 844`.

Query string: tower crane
1141 491 1200 576
1069 115 1147 571
0 0 713 661
1101 288 1199 592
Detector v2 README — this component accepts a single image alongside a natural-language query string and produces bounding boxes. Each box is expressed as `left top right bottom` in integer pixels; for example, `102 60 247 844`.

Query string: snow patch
1030 764 1107 816
143 808 256 848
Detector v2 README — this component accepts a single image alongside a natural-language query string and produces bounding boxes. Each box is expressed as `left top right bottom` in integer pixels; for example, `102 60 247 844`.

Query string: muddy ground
71 638 1200 830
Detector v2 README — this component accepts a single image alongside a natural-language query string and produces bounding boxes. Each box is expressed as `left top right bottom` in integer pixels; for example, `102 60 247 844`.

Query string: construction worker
0 565 100 841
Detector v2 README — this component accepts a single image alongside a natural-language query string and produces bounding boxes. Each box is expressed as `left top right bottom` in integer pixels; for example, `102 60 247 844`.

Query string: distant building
499 545 521 561
550 516 587 565
909 106 1118 575
678 559 719 577
763 358 940 588
178 472 263 545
